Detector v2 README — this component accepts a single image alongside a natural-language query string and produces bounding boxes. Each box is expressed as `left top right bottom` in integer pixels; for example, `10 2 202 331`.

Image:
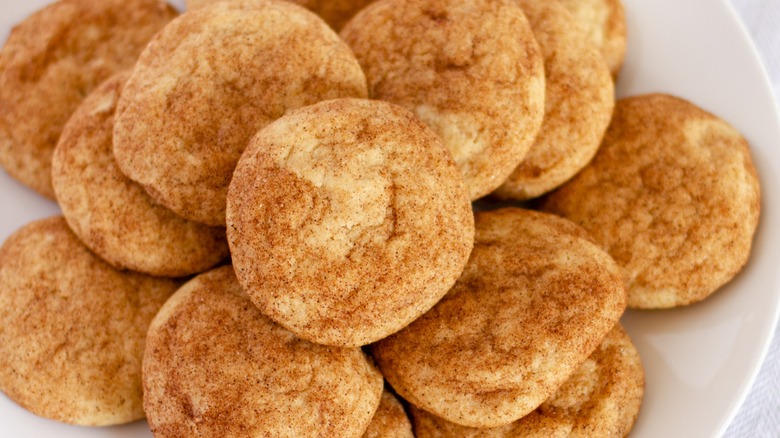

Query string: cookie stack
0 0 760 436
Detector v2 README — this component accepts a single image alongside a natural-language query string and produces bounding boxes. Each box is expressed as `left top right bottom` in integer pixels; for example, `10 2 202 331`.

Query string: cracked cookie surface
227 98 474 347
371 208 626 428
113 0 367 226
341 0 545 200
0 217 180 426
410 324 644 437
0 0 177 199
543 94 761 308
52 73 229 277
493 0 613 200
143 266 383 438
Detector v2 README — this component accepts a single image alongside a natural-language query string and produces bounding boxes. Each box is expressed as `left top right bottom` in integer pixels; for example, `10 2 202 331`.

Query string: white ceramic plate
1 0 779 437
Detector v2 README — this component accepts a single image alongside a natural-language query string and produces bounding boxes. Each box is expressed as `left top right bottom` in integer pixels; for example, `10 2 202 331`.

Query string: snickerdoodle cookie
114 0 368 226
371 208 626 428
543 94 761 308
410 324 644 437
143 265 383 437
227 98 474 347
364 390 414 438
557 0 627 79
341 0 545 200
187 0 377 30
0 217 180 426
0 0 177 198
493 0 613 200
52 73 229 277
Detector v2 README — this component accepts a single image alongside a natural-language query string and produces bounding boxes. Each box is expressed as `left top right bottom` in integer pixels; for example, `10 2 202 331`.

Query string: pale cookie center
414 105 487 172
547 357 599 411
276 138 394 260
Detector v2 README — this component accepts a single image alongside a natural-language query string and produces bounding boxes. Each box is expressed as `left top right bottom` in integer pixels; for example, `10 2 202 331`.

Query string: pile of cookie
0 0 760 436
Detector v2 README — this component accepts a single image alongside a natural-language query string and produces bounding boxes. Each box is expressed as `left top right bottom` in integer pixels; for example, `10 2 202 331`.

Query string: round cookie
114 0 368 226
341 0 546 200
543 94 761 308
0 0 177 199
371 208 626 428
363 390 414 438
227 98 474 347
52 73 229 278
143 265 384 437
0 217 180 426
493 0 614 200
410 324 645 437
557 0 627 79
187 0 377 30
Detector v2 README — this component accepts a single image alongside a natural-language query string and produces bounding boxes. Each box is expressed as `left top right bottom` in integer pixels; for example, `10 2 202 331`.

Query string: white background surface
725 2 780 436
0 0 778 437
614 0 780 435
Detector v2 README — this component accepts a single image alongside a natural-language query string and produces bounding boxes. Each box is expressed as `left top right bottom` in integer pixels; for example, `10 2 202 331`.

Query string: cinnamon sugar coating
411 324 644 437
372 208 626 428
557 0 627 79
113 0 367 226
364 390 414 438
227 98 474 347
543 94 761 308
493 0 613 200
341 0 545 200
0 0 177 198
187 0 377 30
143 266 384 437
0 217 179 426
52 73 228 277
